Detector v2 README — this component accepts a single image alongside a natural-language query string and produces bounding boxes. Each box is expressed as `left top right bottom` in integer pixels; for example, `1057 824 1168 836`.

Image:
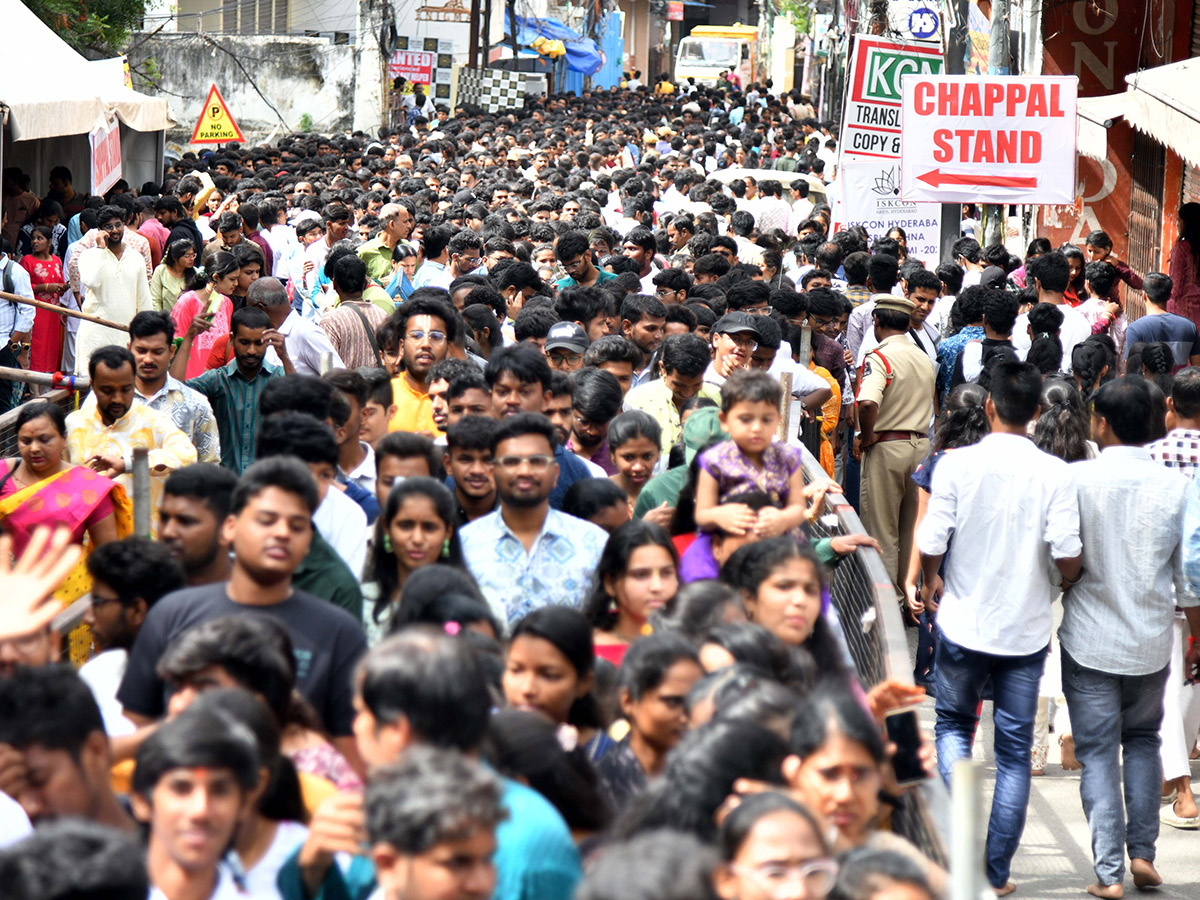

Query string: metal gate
1125 131 1166 323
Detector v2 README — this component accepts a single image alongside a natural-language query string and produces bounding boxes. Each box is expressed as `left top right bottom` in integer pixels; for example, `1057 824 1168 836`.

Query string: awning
1076 91 1129 162
1124 58 1200 168
514 15 603 75
0 0 175 141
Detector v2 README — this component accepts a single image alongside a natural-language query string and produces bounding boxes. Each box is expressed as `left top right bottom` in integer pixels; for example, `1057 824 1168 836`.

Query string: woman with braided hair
1071 336 1115 403
1134 341 1175 398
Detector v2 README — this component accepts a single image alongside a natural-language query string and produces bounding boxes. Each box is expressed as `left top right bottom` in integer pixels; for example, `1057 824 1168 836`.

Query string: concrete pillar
354 0 385 135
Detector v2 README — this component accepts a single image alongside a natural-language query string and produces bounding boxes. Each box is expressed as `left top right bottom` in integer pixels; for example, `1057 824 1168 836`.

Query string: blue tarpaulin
514 15 603 75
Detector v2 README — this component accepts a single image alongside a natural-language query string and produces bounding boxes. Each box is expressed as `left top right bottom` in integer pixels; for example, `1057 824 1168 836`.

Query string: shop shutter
1126 130 1166 323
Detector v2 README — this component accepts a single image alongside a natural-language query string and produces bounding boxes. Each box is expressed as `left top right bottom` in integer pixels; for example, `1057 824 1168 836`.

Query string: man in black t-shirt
117 456 367 774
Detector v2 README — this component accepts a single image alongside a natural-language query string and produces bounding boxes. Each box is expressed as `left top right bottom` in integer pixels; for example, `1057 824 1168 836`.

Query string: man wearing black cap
544 322 589 372
854 294 936 596
703 311 760 386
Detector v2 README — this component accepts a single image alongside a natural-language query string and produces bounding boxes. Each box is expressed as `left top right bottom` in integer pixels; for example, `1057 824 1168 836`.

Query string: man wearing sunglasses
459 412 607 624
449 230 485 281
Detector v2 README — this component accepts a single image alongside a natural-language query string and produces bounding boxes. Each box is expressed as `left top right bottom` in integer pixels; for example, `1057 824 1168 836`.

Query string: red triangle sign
191 84 245 144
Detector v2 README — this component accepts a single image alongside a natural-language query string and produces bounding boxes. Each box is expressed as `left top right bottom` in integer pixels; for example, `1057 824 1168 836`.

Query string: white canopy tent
1122 58 1200 169
0 0 175 195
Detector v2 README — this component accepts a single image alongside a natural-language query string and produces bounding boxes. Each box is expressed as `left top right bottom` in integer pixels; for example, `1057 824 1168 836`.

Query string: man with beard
460 413 607 624
74 205 153 375
387 294 456 435
118 457 368 771
65 346 197 524
127 311 220 464
171 306 290 474
484 344 593 509
158 464 237 587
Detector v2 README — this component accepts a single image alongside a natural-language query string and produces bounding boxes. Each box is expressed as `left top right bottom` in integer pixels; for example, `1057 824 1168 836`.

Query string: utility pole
508 0 519 65
469 0 481 68
982 0 1010 249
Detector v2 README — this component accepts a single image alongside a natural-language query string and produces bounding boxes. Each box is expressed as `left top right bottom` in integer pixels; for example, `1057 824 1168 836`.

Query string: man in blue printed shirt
460 413 607 625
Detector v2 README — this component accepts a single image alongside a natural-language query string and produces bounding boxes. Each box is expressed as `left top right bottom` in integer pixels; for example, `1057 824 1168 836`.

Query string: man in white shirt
917 360 1082 896
1012 250 1091 372
0 246 35 412
247 277 344 377
134 708 254 900
845 254 900 362
854 271 941 370
413 224 454 291
303 202 352 297
80 538 185 738
1060 378 1200 895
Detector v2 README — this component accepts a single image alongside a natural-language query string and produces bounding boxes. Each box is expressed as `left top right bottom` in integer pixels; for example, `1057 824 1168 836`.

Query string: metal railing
797 443 951 868
0 390 78 457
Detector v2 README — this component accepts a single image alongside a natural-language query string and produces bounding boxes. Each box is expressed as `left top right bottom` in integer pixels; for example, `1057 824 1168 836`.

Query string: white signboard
900 74 1078 204
840 36 944 162
839 161 942 265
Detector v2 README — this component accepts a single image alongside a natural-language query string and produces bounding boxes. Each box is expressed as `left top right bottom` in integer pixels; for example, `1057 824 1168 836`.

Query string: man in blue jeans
1060 377 1200 898
917 361 1082 895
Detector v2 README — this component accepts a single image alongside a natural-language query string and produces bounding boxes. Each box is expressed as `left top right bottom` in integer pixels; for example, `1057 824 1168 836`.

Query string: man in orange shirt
385 291 456 436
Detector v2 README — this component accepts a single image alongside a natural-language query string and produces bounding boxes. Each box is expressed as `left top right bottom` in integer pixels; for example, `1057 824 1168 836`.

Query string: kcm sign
841 36 944 161
900 74 1078 204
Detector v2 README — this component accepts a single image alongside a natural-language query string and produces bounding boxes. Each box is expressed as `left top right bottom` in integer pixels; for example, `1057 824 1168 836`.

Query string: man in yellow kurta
67 346 197 533
74 206 153 375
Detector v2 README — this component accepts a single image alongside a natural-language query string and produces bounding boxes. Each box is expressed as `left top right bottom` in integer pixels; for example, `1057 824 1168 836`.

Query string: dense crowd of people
1 73 1200 900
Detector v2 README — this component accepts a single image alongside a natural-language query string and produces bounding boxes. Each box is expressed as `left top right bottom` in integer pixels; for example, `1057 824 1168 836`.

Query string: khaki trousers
860 436 929 592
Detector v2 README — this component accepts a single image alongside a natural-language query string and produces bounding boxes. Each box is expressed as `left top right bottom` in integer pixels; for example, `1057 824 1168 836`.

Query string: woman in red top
19 226 67 372
1169 202 1200 328
584 520 679 666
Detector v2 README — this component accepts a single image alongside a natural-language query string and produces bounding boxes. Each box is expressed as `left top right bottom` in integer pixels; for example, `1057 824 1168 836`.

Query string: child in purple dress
694 370 824 539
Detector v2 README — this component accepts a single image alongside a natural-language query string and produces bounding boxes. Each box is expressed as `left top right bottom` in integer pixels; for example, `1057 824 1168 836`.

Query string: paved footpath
915 692 1200 898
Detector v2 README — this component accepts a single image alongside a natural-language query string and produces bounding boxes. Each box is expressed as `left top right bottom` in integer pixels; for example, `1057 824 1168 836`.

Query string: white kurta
75 244 153 374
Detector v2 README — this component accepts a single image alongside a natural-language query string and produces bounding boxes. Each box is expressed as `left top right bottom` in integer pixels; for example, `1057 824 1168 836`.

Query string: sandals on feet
1159 802 1200 829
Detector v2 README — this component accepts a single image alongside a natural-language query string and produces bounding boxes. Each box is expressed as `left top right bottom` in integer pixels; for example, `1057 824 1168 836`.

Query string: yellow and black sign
191 84 245 144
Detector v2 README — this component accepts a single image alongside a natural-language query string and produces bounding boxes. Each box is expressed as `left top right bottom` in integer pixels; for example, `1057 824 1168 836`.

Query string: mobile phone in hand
885 709 927 787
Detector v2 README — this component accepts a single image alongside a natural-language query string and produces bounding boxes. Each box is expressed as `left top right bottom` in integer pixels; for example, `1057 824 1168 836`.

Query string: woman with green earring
362 476 466 644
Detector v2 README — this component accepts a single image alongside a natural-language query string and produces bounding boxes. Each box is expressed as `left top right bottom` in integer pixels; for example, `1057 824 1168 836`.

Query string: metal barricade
797 442 950 867
0 390 78 456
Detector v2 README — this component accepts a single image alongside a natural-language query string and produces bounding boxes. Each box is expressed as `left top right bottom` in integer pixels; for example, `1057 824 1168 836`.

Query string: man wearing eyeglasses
448 230 485 281
704 312 760 387
553 231 617 290
544 322 588 373
79 537 184 739
460 412 608 624
387 295 456 436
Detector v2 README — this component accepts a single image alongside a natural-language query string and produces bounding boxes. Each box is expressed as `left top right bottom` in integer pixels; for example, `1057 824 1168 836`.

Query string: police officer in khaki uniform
854 294 936 593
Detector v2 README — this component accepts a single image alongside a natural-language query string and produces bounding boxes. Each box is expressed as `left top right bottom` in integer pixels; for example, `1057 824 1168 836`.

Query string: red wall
1040 0 1193 256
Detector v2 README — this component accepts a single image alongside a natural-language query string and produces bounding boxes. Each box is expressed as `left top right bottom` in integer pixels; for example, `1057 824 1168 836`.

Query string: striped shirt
319 300 388 369
186 359 284 473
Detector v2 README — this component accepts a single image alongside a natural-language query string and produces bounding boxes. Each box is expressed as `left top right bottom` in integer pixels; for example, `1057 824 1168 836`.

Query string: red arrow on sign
917 169 1039 189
